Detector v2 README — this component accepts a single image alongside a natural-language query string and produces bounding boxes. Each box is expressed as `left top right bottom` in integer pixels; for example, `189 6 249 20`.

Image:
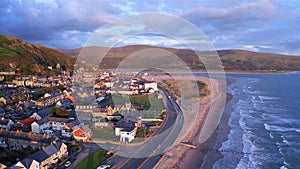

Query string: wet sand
149 75 229 169
150 76 234 169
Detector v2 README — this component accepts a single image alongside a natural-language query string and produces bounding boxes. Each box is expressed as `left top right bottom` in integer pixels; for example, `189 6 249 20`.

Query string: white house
120 128 135 143
0 118 14 130
114 118 137 143
31 117 74 134
144 81 158 91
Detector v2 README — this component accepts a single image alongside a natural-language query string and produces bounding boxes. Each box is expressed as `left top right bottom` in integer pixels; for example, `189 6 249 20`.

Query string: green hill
0 34 75 75
61 45 300 72
1 34 299 74
218 50 300 72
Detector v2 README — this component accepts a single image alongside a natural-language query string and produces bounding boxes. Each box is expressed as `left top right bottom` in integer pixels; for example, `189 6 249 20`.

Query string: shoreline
101 68 299 75
178 78 235 169
197 93 233 168
174 93 233 169
153 75 227 169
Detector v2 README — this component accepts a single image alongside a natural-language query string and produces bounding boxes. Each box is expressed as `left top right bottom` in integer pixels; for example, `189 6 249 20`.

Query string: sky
0 0 299 55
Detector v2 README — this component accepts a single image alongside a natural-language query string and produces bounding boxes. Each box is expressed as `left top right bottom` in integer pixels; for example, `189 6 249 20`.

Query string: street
109 88 184 169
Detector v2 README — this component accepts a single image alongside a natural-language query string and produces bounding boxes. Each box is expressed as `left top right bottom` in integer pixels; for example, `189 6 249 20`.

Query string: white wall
120 130 135 142
31 122 40 133
145 82 158 91
30 113 42 121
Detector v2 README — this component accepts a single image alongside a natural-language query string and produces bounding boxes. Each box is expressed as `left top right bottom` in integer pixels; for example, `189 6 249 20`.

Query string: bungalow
0 118 14 130
73 126 92 142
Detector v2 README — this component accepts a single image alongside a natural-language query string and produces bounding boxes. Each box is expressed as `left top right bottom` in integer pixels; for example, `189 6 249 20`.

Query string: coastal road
68 142 102 169
108 88 184 169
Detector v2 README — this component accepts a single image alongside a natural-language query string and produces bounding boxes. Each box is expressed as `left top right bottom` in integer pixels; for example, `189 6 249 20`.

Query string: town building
114 118 137 143
30 108 51 121
0 118 14 130
73 126 92 142
31 117 80 134
0 129 55 150
13 142 68 169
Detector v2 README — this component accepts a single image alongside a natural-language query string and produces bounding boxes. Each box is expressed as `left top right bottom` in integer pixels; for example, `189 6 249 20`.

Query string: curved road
108 87 184 169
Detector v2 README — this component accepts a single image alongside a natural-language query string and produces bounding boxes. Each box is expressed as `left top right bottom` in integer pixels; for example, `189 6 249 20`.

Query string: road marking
137 95 182 169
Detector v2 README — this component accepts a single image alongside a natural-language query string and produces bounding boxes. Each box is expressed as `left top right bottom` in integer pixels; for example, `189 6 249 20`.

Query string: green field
142 110 163 119
159 80 210 100
105 94 165 111
92 127 115 141
74 150 109 169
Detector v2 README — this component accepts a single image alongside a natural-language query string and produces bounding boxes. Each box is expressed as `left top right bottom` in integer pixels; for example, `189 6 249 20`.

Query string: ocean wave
262 113 298 125
258 95 279 101
264 123 300 133
280 161 291 169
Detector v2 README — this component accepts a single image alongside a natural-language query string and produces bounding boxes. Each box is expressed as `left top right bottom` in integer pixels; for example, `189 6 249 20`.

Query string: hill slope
60 45 300 72
0 34 75 75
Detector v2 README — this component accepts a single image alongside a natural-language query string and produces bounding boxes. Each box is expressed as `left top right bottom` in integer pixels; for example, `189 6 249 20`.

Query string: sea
213 72 300 169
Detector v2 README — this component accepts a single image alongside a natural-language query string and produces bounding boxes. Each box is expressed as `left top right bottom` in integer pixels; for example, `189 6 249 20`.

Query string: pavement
67 142 102 169
108 88 184 169
67 87 184 169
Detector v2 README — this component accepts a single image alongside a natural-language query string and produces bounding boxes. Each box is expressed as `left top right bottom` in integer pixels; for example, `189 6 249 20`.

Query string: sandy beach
143 75 229 169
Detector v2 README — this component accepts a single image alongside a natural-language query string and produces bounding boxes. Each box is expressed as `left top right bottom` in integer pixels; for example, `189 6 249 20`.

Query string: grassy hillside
0 34 75 75
61 45 300 72
1 34 298 74
218 50 300 71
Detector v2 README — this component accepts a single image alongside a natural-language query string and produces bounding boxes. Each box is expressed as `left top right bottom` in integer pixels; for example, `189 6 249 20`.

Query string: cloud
0 0 298 55
182 0 276 25
122 35 182 47
0 0 118 43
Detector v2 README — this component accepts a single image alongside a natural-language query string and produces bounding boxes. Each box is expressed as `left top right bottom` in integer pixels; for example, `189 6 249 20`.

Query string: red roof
74 128 86 138
20 118 37 127
66 95 75 103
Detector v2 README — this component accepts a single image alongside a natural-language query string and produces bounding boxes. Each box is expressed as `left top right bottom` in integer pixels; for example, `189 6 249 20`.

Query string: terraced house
13 142 68 169
0 129 55 149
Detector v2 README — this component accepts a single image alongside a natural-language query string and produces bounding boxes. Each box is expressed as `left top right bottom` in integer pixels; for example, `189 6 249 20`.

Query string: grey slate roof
36 117 72 125
116 118 136 132
65 119 80 129
19 158 36 168
28 142 64 163
37 108 51 118
0 118 10 125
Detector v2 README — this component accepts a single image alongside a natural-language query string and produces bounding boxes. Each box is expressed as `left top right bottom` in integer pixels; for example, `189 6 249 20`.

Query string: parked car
64 161 72 168
97 164 111 169
106 151 114 157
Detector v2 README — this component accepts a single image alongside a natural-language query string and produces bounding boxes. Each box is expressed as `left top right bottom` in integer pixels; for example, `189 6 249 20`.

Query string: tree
50 107 69 118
